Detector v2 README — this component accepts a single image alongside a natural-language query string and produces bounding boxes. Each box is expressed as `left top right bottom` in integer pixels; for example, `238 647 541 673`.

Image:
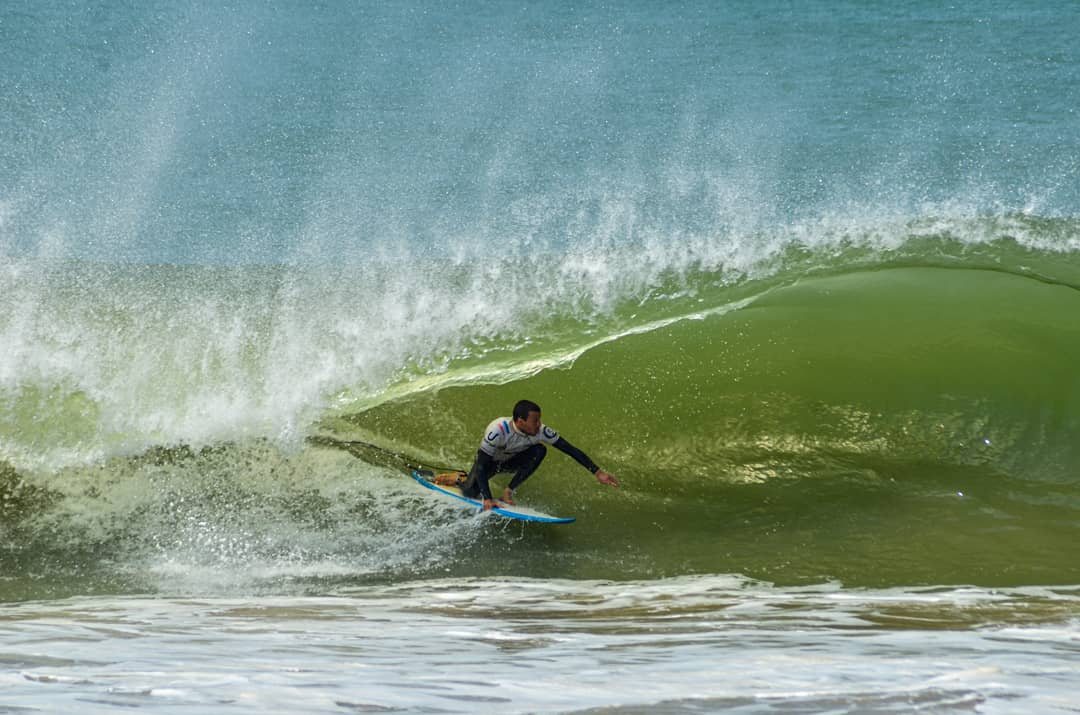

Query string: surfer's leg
459 464 482 498
507 444 546 492
460 451 497 499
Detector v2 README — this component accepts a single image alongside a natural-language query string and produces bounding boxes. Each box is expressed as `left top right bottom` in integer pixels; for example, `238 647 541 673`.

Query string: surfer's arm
551 437 619 487
551 437 599 473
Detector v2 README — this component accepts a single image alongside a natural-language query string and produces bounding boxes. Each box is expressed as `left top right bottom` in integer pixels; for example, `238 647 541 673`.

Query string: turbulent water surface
2 1 1079 712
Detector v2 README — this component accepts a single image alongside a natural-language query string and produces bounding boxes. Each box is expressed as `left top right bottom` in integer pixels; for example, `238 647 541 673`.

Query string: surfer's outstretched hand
595 470 620 488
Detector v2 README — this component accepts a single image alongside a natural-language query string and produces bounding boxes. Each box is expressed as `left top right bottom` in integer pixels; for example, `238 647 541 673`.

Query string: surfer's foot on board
433 472 467 487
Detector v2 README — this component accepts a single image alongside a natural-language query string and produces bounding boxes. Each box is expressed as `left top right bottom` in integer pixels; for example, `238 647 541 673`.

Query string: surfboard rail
410 469 575 524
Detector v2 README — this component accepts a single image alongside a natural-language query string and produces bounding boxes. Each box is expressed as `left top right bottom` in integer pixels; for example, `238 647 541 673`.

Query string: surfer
441 399 619 511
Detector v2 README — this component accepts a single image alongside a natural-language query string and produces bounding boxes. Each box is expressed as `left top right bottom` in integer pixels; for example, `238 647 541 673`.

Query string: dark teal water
3 1 1077 263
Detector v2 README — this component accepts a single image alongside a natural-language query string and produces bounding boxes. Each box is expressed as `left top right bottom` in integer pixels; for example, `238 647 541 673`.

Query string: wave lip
2 214 1078 469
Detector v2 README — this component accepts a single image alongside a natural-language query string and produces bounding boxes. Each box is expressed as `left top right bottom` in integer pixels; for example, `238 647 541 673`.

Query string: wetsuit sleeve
469 449 499 501
552 436 599 474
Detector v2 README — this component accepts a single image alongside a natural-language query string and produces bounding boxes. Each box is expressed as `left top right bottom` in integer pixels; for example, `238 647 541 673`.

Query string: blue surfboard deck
411 470 575 524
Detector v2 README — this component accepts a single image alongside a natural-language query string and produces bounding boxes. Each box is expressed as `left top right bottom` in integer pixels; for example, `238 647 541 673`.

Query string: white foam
2 577 1077 713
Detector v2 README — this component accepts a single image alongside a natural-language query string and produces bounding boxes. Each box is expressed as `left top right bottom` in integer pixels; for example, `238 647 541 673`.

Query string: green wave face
345 265 1080 586
3 226 1080 595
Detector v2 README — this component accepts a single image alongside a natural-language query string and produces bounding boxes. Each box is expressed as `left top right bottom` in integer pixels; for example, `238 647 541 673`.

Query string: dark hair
513 400 541 422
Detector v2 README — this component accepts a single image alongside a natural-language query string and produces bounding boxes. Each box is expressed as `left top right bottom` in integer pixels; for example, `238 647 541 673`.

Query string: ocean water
2 1 1080 712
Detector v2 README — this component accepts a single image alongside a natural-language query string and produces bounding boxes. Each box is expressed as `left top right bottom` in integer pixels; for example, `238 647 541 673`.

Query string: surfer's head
513 399 542 435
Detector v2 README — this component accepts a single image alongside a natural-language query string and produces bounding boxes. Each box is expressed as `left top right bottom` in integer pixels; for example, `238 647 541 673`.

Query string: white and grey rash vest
479 417 562 461
477 417 599 474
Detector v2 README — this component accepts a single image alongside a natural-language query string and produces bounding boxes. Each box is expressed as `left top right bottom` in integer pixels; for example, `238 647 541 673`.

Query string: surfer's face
517 410 542 436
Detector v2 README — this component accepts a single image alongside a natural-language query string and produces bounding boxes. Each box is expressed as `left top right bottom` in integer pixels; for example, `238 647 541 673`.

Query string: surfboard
410 469 575 524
